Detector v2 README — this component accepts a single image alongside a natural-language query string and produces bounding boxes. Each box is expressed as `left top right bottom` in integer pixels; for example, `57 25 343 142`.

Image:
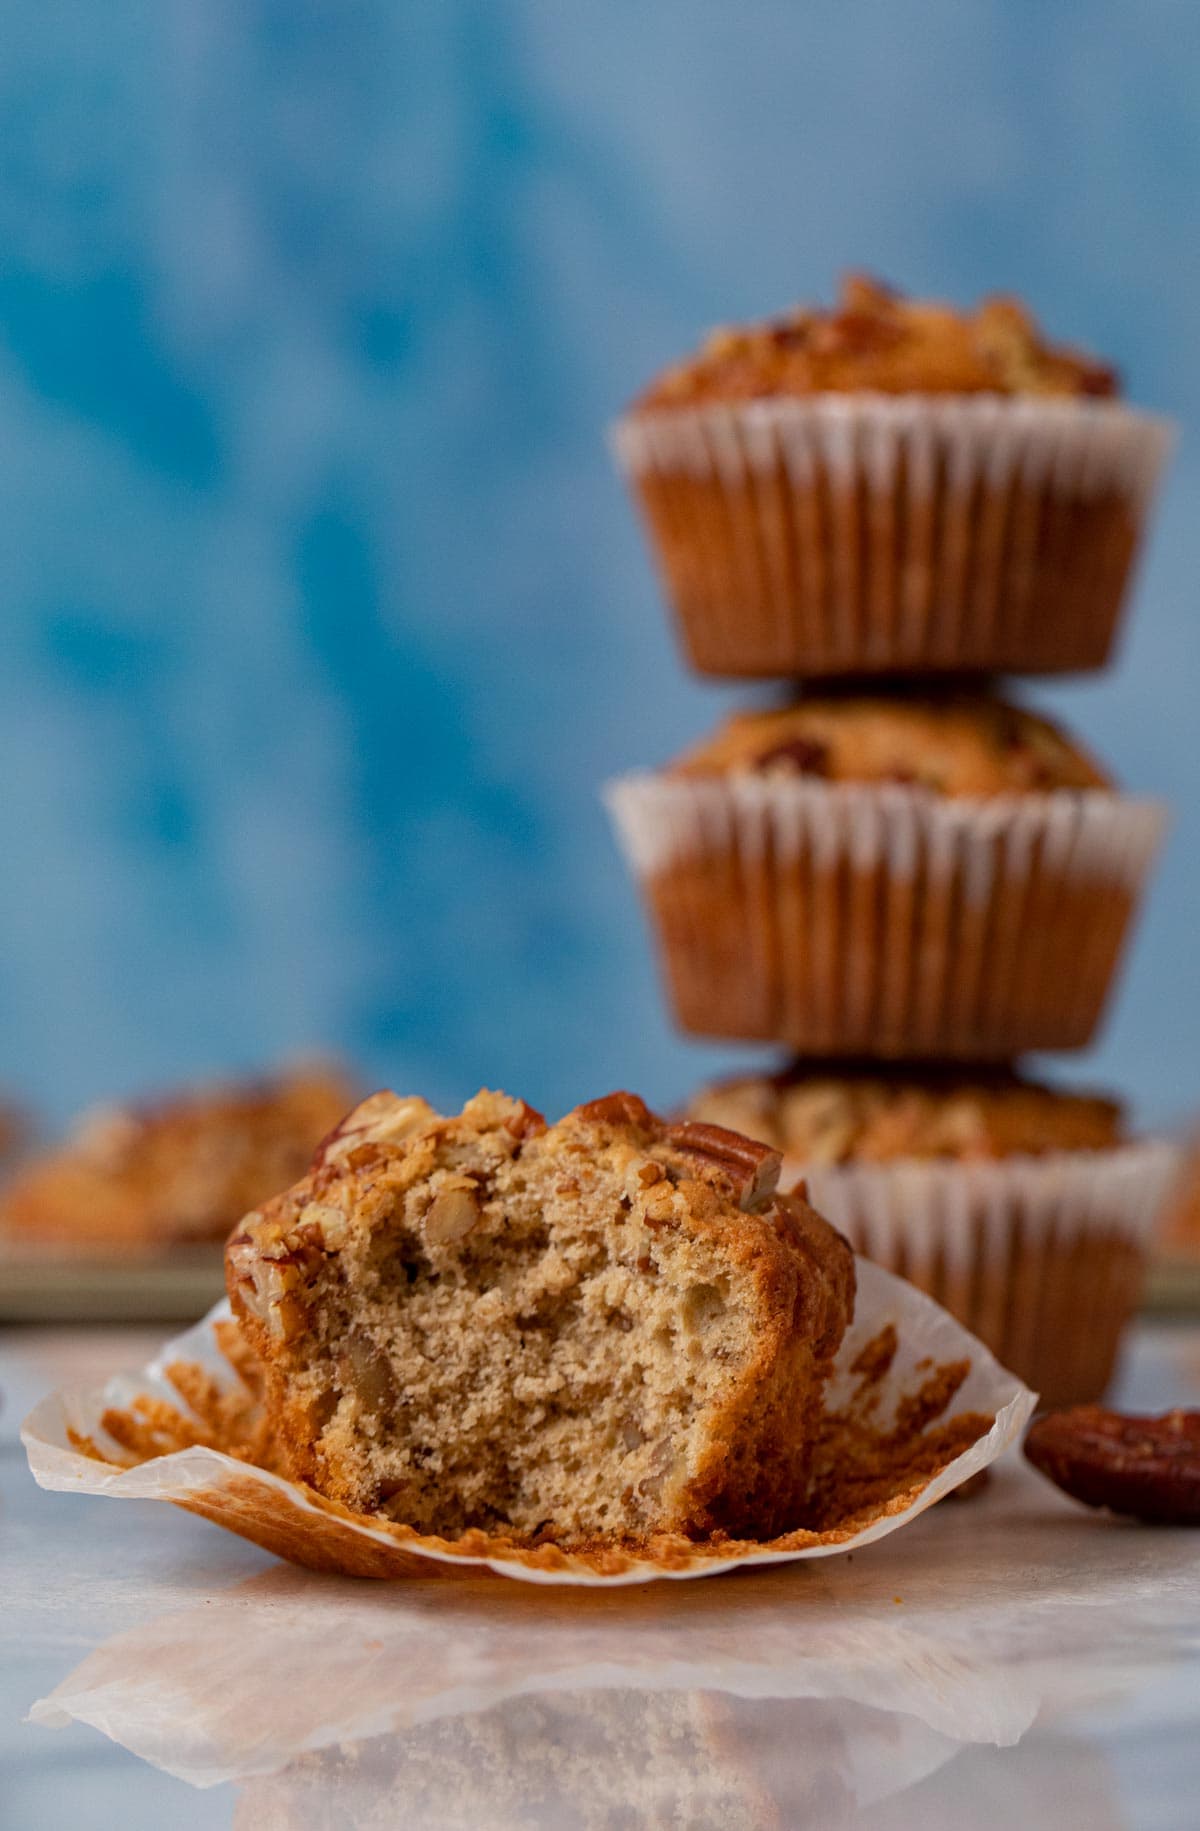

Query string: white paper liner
790 1143 1178 1408
613 397 1172 511
797 1140 1180 1258
606 772 1165 883
604 772 1166 1057
612 396 1175 678
22 1258 1035 1587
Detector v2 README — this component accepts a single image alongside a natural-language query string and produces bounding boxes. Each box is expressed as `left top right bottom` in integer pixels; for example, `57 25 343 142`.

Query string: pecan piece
315 1093 438 1167
503 1098 547 1142
662 1121 781 1212
424 1178 481 1245
1024 1406 1200 1525
575 1092 657 1132
754 735 830 777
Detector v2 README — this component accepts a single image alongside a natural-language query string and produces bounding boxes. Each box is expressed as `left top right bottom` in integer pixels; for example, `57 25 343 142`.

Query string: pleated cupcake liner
605 773 1167 1059
22 1261 1034 1584
613 396 1175 680
792 1141 1180 1409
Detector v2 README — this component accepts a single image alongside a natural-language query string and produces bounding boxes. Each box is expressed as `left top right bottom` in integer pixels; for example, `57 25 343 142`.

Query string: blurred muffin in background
688 1062 1122 1163
1157 1129 1200 1258
607 693 1164 1060
614 273 1173 679
0 1063 357 1256
684 1062 1177 1407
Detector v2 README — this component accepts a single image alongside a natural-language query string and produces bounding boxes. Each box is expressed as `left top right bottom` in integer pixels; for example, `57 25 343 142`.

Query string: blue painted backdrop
1 1 1197 1128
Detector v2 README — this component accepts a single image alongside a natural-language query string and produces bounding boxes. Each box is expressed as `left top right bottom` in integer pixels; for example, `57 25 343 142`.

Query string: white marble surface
3 1323 1199 1829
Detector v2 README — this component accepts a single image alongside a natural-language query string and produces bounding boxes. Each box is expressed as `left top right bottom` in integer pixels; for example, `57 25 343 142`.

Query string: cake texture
226 1088 855 1544
682 1062 1174 1408
606 694 1164 1060
613 274 1173 679
0 1066 357 1253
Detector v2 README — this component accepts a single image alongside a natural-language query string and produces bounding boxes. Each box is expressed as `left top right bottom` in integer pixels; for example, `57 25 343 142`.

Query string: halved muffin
227 1088 855 1543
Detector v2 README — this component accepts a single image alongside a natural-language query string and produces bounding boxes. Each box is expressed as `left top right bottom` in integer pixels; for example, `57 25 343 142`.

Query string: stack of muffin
606 275 1177 1406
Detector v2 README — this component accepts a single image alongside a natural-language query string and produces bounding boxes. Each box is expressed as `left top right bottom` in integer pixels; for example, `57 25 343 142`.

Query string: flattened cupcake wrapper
21 1260 1034 1586
613 397 1175 679
793 1141 1180 1410
605 774 1166 1058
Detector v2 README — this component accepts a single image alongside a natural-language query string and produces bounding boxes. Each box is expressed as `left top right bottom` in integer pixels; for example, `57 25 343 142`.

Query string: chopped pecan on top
1024 1406 1200 1525
663 1121 782 1212
576 1092 658 1131
316 1093 437 1166
754 735 830 777
503 1098 547 1142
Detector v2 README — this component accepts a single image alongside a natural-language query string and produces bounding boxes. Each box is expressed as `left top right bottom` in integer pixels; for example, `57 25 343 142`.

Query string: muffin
0 1064 357 1255
613 275 1174 679
684 1063 1177 1407
227 1088 855 1542
606 693 1165 1059
1157 1129 1200 1258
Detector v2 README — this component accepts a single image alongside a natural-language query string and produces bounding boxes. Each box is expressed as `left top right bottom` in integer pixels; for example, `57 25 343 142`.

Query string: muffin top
635 274 1118 409
668 695 1109 796
684 1065 1123 1167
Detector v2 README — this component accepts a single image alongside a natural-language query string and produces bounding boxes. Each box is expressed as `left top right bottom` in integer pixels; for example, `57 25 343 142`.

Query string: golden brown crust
685 1065 1123 1165
227 1088 856 1543
669 695 1109 795
0 1065 358 1252
636 273 1118 408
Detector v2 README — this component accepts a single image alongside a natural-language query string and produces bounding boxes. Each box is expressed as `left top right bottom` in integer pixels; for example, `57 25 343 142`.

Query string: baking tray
1141 1254 1200 1317
0 1249 226 1325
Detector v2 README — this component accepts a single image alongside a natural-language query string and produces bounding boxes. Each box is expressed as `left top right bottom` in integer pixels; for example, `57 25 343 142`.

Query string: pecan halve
662 1121 782 1212
1024 1406 1200 1525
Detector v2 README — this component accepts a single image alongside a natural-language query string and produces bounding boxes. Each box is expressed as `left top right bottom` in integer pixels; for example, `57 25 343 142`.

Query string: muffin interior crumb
283 1146 757 1538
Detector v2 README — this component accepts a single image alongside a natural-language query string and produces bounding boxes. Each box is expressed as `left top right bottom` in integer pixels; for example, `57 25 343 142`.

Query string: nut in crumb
639 1179 678 1229
272 1292 309 1343
424 1178 481 1246
298 1201 350 1251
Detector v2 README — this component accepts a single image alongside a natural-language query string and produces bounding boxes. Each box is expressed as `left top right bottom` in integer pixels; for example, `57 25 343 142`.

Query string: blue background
0 1 1197 1129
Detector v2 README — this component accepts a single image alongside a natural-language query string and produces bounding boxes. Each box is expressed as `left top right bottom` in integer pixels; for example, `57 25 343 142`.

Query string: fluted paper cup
612 397 1175 680
22 1260 1034 1586
792 1142 1178 1408
605 773 1166 1059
